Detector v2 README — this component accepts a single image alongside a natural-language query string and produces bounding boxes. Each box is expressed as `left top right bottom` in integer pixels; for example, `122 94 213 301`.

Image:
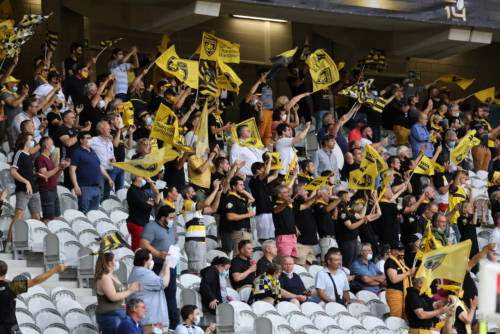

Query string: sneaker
16 252 24 260
5 242 13 253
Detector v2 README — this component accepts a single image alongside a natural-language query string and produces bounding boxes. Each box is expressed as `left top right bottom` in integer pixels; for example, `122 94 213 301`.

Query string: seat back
254 317 273 334
288 315 313 331
43 234 62 264
13 220 30 248
276 301 301 317
385 317 408 331
216 302 235 332
338 316 362 331
252 301 278 317
35 311 63 331
314 315 337 331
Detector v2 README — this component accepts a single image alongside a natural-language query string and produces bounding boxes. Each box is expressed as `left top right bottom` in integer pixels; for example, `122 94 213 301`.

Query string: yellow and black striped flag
18 13 52 28
199 61 217 97
45 30 58 50
92 232 130 254
357 48 388 73
100 37 122 49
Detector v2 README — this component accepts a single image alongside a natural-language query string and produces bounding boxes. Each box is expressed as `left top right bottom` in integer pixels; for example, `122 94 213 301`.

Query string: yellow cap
5 76 20 83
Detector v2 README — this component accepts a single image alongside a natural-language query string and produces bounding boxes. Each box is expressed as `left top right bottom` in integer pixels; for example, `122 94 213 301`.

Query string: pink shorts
276 234 298 258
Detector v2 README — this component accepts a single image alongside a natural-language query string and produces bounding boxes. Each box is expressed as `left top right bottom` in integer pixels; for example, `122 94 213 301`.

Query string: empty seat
13 219 49 255
251 301 280 317
46 220 71 234
113 247 135 261
56 299 83 318
385 317 408 332
21 286 48 302
313 315 338 331
179 274 201 289
226 288 240 302
27 297 56 318
36 311 64 332
378 291 387 304
102 199 123 214
19 323 43 334
288 315 315 332
64 240 83 264
16 309 35 325
338 316 363 332
72 323 99 334
293 264 308 275
59 194 78 212
276 301 304 318
308 265 323 278
300 302 327 318
56 228 77 243
299 275 316 290
325 302 350 320
239 287 252 303
362 316 388 331
86 210 109 222
371 304 390 319
110 210 129 224
347 303 373 319
64 311 93 332
96 222 119 236
356 291 380 304
78 229 101 247
72 220 96 236
50 287 76 303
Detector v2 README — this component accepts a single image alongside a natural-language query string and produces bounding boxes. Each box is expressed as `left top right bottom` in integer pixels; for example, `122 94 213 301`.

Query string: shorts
319 237 338 262
276 234 298 258
256 213 274 239
296 243 315 265
15 191 42 213
184 240 207 273
437 204 449 213
220 232 233 251
40 190 61 220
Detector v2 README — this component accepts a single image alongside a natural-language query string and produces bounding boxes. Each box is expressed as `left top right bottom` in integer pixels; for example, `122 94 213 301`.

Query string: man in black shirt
414 202 438 235
297 159 315 185
405 277 448 330
286 62 311 123
313 185 341 267
212 157 230 187
208 104 233 150
294 185 319 269
62 63 89 107
163 148 191 193
256 240 277 276
311 87 331 134
229 240 257 291
470 107 491 172
344 148 362 182
108 113 135 192
400 195 418 247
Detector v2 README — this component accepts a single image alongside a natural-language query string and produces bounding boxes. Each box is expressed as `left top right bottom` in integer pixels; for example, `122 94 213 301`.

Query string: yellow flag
150 104 193 152
438 73 475 90
284 155 297 184
230 118 264 150
0 0 14 24
195 101 209 157
416 221 443 260
306 49 340 93
199 32 240 63
155 45 198 89
304 170 337 191
360 144 388 173
150 138 158 152
434 162 445 174
157 34 170 53
118 101 134 126
378 171 391 200
451 130 481 166
0 20 14 40
264 152 284 171
216 58 242 93
416 240 471 295
194 30 216 54
414 156 436 176
473 87 496 104
110 147 177 178
348 164 377 190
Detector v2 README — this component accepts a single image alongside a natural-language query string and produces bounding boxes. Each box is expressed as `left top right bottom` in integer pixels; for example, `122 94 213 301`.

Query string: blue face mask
11 86 18 93
220 269 228 277
252 99 258 106
167 220 174 228
49 145 55 154
194 317 200 326
117 54 124 60
140 179 146 187
146 118 153 126
153 328 163 334
448 141 456 147
99 100 105 109
437 227 443 232
114 262 120 271
372 91 379 96
366 254 373 261
455 112 460 117
28 140 35 149
282 270 293 275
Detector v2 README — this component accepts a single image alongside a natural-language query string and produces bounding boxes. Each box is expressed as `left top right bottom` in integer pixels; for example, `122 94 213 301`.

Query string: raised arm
292 122 311 145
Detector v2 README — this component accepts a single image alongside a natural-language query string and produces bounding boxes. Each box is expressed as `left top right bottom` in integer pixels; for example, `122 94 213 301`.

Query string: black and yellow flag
118 101 134 126
18 13 52 28
365 95 387 113
357 48 388 73
0 20 14 41
299 37 311 61
339 79 374 104
150 104 192 152
155 45 198 89
414 156 437 176
416 221 442 261
195 102 209 158
100 37 122 49
265 152 284 171
45 30 58 51
378 171 391 200
110 147 178 178
360 144 388 174
473 87 495 104
284 155 298 184
157 34 170 53
451 130 481 166
438 73 475 90
0 0 14 24
199 61 217 97
216 58 242 93
348 164 377 190
199 32 240 63
304 169 337 191
267 47 298 80
306 49 340 92
93 232 130 254
230 118 264 150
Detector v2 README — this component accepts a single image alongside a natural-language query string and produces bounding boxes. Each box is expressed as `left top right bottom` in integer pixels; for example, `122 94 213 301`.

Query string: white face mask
148 260 154 270
281 114 287 121
86 139 94 147
408 83 414 87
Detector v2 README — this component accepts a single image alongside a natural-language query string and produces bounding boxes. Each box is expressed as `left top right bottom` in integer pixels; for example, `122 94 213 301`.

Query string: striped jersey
449 185 467 226
182 200 205 243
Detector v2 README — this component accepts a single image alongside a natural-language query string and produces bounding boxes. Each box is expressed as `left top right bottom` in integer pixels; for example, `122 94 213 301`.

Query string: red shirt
34 154 58 192
348 128 362 148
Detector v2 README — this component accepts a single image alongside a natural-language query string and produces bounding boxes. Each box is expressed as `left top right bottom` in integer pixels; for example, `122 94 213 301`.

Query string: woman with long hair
457 200 486 261
200 256 232 314
94 252 141 334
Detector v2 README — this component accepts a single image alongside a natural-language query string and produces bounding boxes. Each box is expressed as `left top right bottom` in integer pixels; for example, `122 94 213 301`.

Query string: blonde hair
352 202 364 213
460 201 472 216
135 138 151 154
275 96 289 109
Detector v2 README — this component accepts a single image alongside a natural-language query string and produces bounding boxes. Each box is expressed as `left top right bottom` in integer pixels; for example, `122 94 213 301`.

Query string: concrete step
0 253 13 261
40 280 79 290
76 295 97 305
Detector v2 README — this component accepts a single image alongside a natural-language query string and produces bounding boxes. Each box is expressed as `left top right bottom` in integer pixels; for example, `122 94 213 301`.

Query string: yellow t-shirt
188 156 211 189
449 185 467 226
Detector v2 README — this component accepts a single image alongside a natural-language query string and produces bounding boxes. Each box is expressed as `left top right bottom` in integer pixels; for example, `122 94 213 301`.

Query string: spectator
200 256 232 314
131 139 155 198
2 76 28 149
311 134 340 179
7 133 45 252
108 114 135 192
458 201 486 259
62 63 89 107
360 125 388 152
443 130 460 172
287 62 311 122
280 256 324 306
188 143 218 202
402 77 436 100
127 249 170 333
316 112 335 142
163 148 191 195
108 46 139 101
414 202 438 235
81 77 116 136
250 262 282 305
33 71 67 114
133 111 152 141
350 243 386 294
387 156 412 196
488 213 500 262
385 241 416 320
430 212 451 247
116 298 149 334
229 240 257 291
0 189 7 216
487 171 500 198
92 121 116 201
470 107 491 172
184 114 199 146
208 101 233 150
256 68 274 147
348 113 369 147
297 159 315 184
405 234 422 268
271 103 300 142
45 98 66 165
35 137 70 223
174 305 216 334
434 152 454 213
377 245 391 272
64 42 84 77
491 191 500 220
94 252 140 334
0 262 68 333
449 168 472 242
69 131 115 213
140 205 179 329
257 240 278 276
410 112 435 158
12 97 47 145
128 68 149 116
313 186 341 266
275 122 310 176
293 185 319 269
446 283 478 334
182 181 222 274
240 75 263 123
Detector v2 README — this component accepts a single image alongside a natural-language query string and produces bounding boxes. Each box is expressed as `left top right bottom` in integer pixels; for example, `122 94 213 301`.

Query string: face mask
414 102 420 108
77 52 82 58
389 181 393 186
114 262 120 271
191 194 198 202
281 114 287 121
80 72 89 79
220 270 228 277
11 86 18 93
455 112 460 117
372 91 379 96
56 103 63 110
50 145 55 154
99 100 105 109
282 270 293 275
432 97 440 102
438 121 443 127
398 254 405 260
193 317 200 326
167 220 174 228
146 118 153 126
140 179 146 187
437 227 443 232
153 329 163 334
408 83 414 87
448 141 456 147
366 254 373 261
117 55 124 60
148 260 155 270
27 140 35 149
86 139 94 147
252 99 258 106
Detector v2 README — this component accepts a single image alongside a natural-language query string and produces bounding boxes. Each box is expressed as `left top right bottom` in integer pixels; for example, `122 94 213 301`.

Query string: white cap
402 78 414 85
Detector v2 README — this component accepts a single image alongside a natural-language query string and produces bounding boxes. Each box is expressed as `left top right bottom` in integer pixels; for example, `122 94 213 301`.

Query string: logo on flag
204 36 217 56
317 68 333 84
167 56 188 81
452 76 461 82
424 253 446 270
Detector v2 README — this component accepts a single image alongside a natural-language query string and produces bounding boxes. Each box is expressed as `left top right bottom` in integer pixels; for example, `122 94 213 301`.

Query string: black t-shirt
239 100 259 123
376 201 405 245
416 201 430 217
287 72 306 97
413 216 429 235
62 75 88 107
57 125 79 159
249 176 272 215
345 162 360 182
393 110 411 129
462 270 477 309
434 172 452 192
367 106 382 128
457 215 479 256
11 150 39 193
80 98 106 136
64 56 78 77
313 202 335 237
492 201 500 220
392 171 409 198
272 201 300 236
469 120 489 146
163 155 186 192
110 129 126 162
229 256 256 290
128 92 148 116
488 185 500 199
256 256 271 277
454 306 467 334
401 213 418 246
296 203 318 246
0 279 28 332
218 192 231 234
337 209 359 241
311 88 330 111
148 95 164 114
211 171 225 192
384 257 405 291
226 193 250 230
208 113 225 144
405 287 434 329
47 110 63 145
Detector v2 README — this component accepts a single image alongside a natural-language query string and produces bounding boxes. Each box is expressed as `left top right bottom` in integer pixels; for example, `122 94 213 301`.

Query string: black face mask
414 102 420 108
57 103 63 110
438 121 444 127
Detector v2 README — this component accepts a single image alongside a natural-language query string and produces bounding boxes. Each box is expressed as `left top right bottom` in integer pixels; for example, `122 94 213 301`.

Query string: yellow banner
199 32 240 63
195 30 216 54
473 87 495 104
451 130 481 166
150 138 158 152
306 49 340 93
157 34 170 53
360 144 388 173
110 147 177 178
378 171 391 200
216 58 242 93
416 221 443 261
0 1 13 23
416 240 471 295
438 73 475 90
304 169 337 191
284 154 297 184
150 104 193 152
118 101 134 126
195 101 209 157
0 20 14 40
434 162 445 174
414 156 436 176
265 152 283 171
155 45 198 89
230 118 264 150
348 164 377 190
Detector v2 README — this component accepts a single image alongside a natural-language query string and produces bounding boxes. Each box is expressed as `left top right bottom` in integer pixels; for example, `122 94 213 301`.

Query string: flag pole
349 102 359 121
463 94 473 100
0 57 6 71
147 61 156 70
189 52 197 60
66 253 93 264
194 58 202 102
96 46 109 59
357 65 365 83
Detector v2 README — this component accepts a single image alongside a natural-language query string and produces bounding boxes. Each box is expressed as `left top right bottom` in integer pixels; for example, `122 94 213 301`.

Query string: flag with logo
230 118 264 149
92 232 130 254
473 87 496 104
339 79 374 104
416 240 471 295
306 49 340 92
155 45 198 89
0 20 14 40
45 30 58 50
157 34 170 53
216 58 242 93
300 37 311 61
360 144 388 173
451 130 481 166
100 37 122 49
264 152 284 171
199 32 240 63
110 147 177 178
378 171 391 200
304 169 337 191
438 73 475 90
150 104 178 143
434 162 445 174
195 102 209 158
365 95 388 113
0 0 14 24
414 156 437 176
199 61 217 97
117 101 134 126
267 47 298 80
284 155 298 184
416 221 443 261
194 30 216 54
348 164 378 190
357 48 388 73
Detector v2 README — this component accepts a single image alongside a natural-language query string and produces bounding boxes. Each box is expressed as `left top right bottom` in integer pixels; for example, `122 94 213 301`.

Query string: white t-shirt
315 267 350 301
276 137 296 174
360 138 372 148
333 142 344 170
489 227 500 261
376 259 386 272
174 324 204 334
33 83 69 114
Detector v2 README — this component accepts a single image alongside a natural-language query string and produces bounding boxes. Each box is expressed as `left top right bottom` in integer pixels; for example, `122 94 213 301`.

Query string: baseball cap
75 63 87 71
48 71 62 80
409 233 422 245
355 113 369 124
390 241 406 250
5 76 20 83
402 78 414 85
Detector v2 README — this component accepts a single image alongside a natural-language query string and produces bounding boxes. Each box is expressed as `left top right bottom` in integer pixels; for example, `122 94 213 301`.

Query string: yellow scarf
389 255 412 299
162 199 175 209
276 200 293 208
228 192 246 201
299 172 314 180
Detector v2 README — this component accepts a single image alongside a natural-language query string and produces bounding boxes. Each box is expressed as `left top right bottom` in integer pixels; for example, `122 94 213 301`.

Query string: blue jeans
314 110 329 134
244 177 252 195
99 171 112 203
452 223 461 242
109 167 125 191
96 309 126 334
153 264 179 329
78 186 101 214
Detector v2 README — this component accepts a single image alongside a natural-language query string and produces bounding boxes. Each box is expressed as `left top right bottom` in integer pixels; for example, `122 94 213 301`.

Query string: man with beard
297 159 315 185
416 185 436 216
344 147 362 182
414 202 438 235
128 68 148 116
212 157 230 186
360 125 388 153
294 185 319 270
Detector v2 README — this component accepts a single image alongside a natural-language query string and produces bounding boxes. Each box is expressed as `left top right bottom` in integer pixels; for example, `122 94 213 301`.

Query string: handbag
327 272 346 306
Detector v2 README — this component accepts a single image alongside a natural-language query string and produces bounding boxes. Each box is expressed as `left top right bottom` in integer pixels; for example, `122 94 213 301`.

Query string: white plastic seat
43 327 71 334
252 301 280 317
314 315 338 331
371 303 390 318
356 291 379 304
288 314 315 332
56 228 77 243
72 221 96 236
16 310 35 325
95 222 119 236
102 198 123 214
326 302 350 319
116 188 128 203
46 220 71 234
64 240 83 264
338 316 363 331
308 265 323 278
207 249 228 263
86 210 109 222
299 275 316 290
50 287 76 303
226 288 240 302
57 185 71 197
239 287 252 303
27 297 56 318
385 317 408 332
293 264 308 275
252 250 264 262
113 247 135 260
59 194 78 212
72 325 99 334
110 210 129 224
379 291 387 304
347 303 373 318
276 301 303 317
362 316 388 331
300 301 327 318
64 311 93 332
20 325 42 334
78 229 101 247
21 285 48 302
56 299 83 318
36 311 64 332
179 274 201 289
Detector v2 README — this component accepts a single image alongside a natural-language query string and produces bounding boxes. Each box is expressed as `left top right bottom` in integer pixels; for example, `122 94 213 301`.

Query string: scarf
162 199 175 209
228 192 246 201
299 172 314 180
448 295 471 334
389 255 412 299
276 200 292 208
